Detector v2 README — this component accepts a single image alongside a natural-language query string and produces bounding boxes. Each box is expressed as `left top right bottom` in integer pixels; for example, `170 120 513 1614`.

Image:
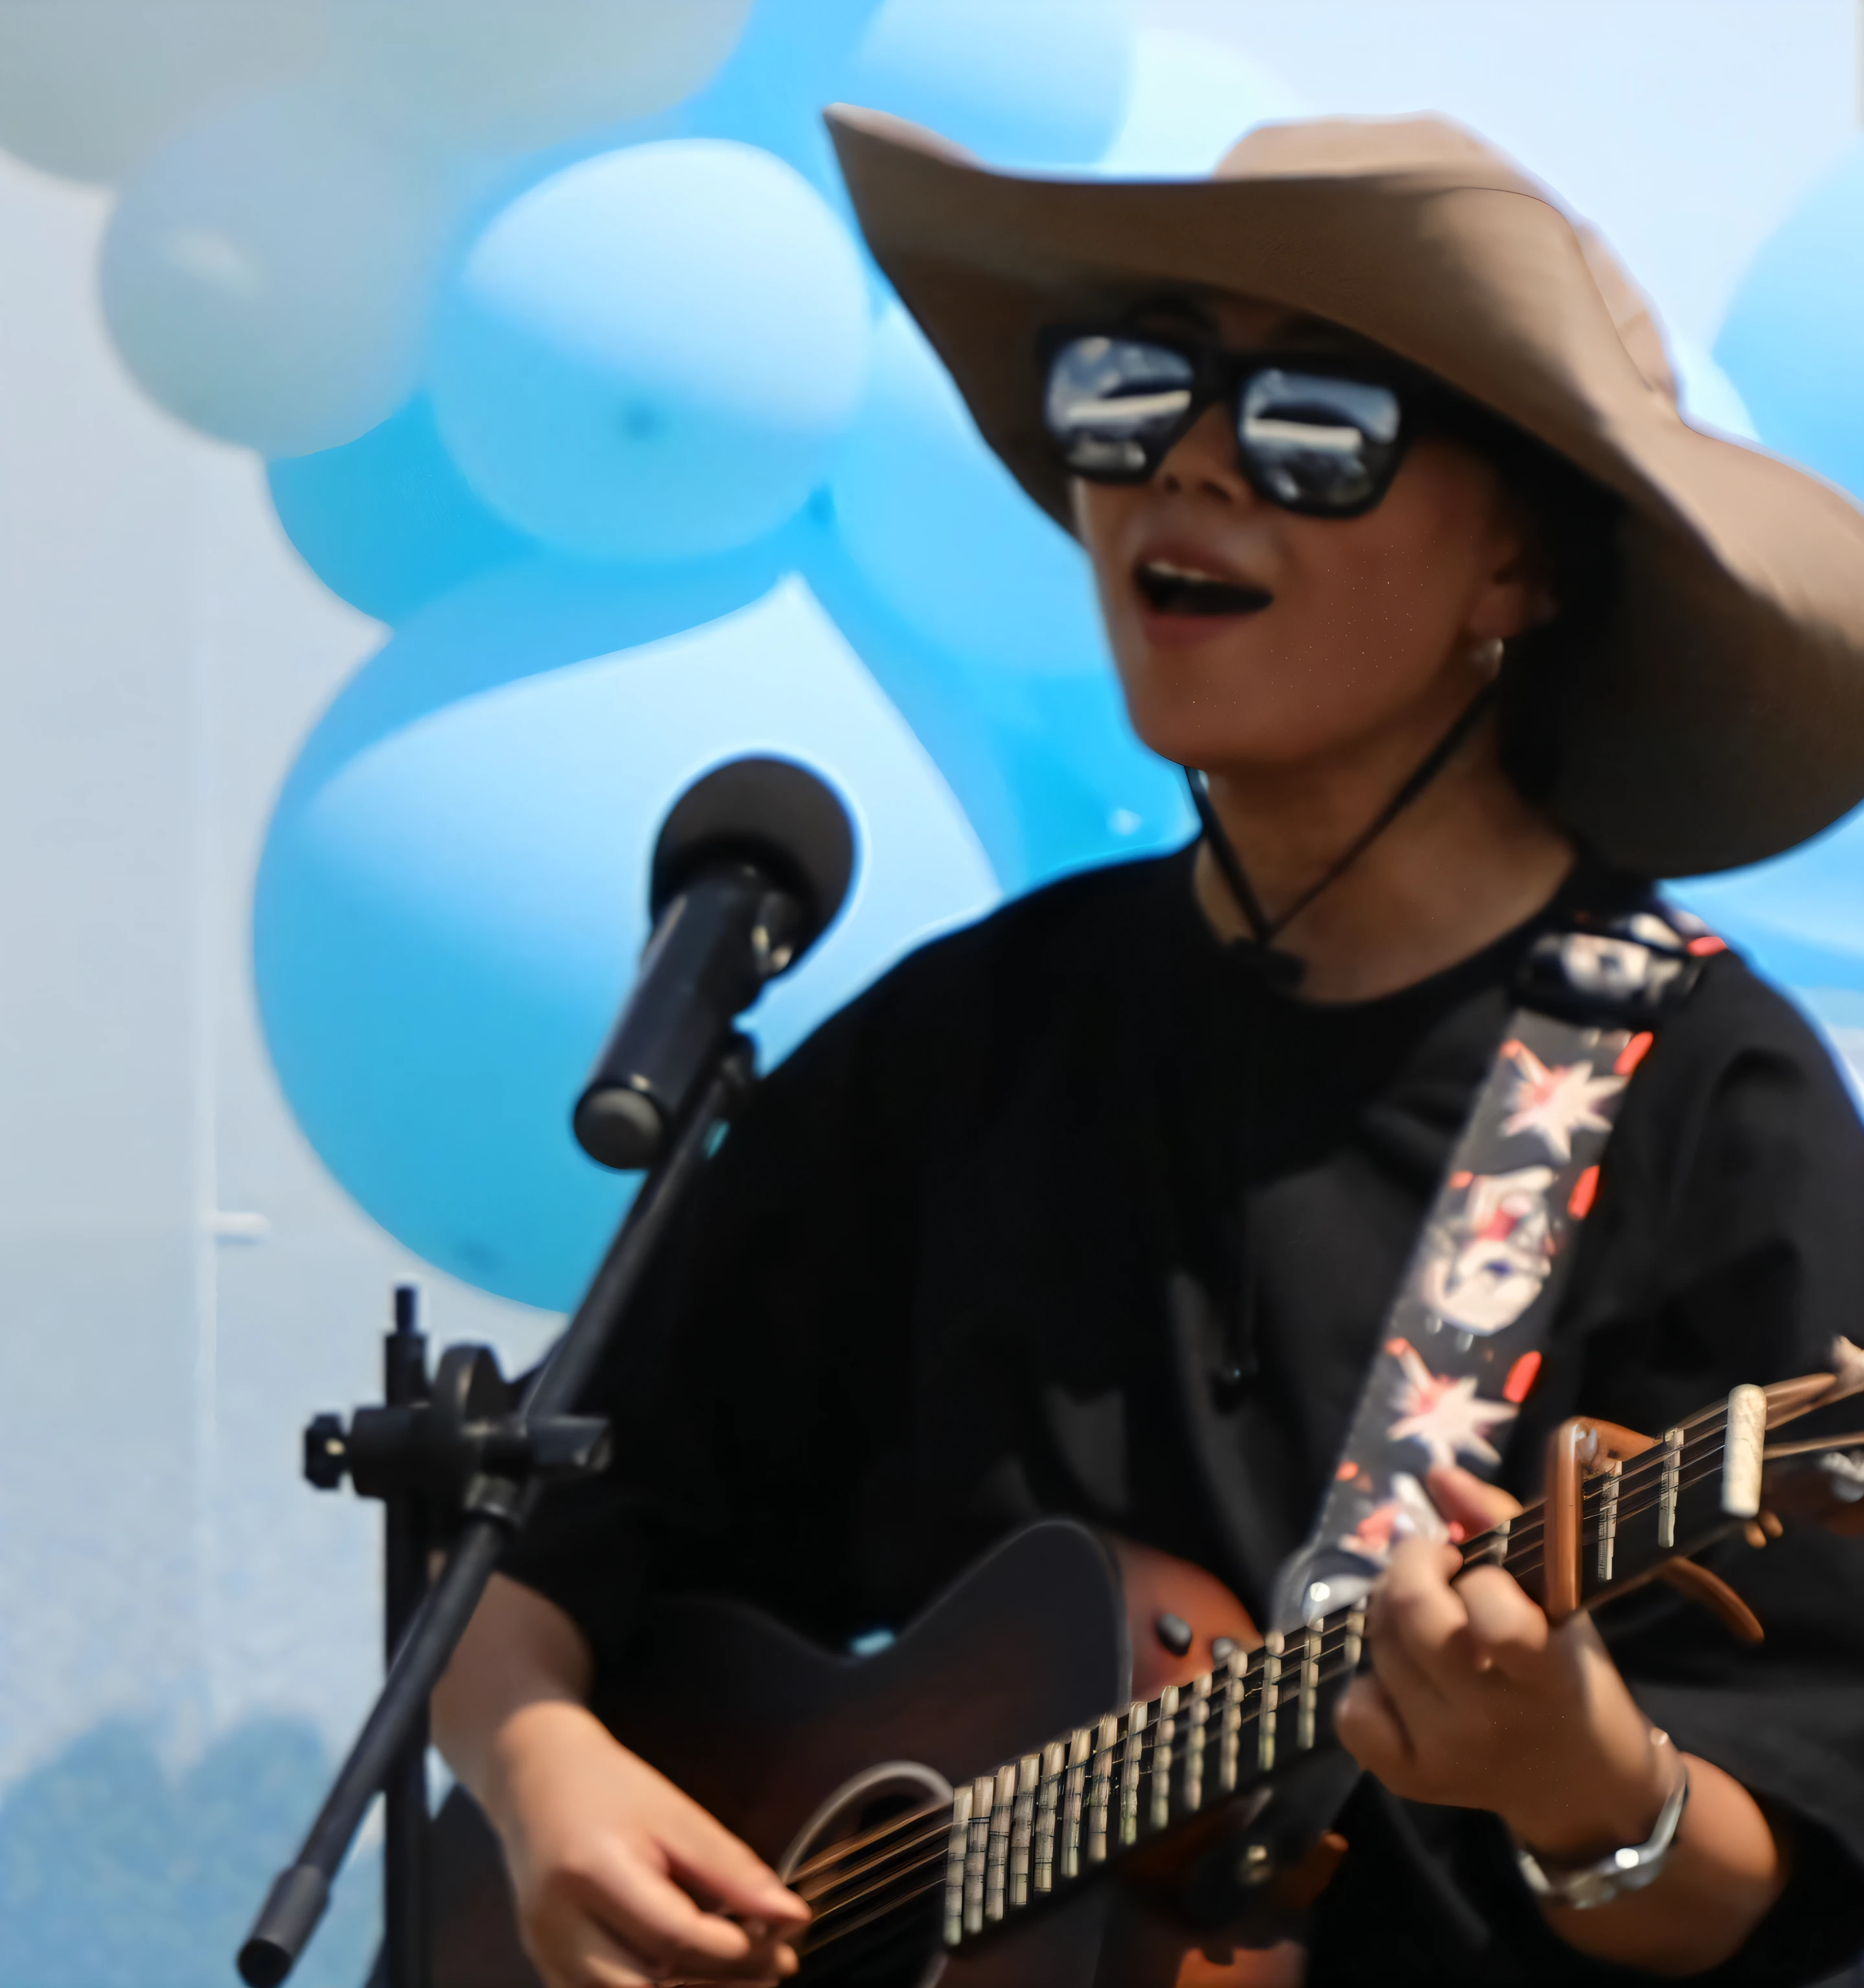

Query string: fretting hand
1335 1465 1671 1858
1334 1466 1786 1974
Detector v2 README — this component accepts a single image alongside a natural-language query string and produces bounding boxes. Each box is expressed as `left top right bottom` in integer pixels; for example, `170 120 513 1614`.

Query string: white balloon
0 1 327 186
327 0 755 154
1667 329 1759 443
1094 27 1304 177
100 93 454 458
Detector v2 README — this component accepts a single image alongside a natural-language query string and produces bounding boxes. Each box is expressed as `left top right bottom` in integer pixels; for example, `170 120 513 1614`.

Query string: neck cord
1185 680 1500 988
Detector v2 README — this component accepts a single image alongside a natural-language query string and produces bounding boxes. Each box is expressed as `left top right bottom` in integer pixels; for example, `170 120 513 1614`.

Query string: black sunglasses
1039 327 1435 518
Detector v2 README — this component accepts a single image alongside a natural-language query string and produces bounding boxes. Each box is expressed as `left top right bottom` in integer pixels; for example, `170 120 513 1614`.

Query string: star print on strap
1269 900 1721 1632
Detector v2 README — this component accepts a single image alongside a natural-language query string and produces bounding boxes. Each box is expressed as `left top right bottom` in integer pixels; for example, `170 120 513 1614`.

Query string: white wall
0 149 551 1985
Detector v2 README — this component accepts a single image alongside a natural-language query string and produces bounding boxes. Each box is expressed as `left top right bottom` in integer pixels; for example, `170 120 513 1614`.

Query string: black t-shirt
507 847 1864 1984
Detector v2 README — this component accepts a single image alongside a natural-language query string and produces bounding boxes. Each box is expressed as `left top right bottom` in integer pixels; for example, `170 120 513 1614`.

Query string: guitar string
799 1633 1385 1928
1473 1416 1734 1556
1503 1449 1740 1577
1445 1418 1728 1567
794 1424 1753 1936
795 1495 1724 1938
801 1496 1770 1955
801 1648 1382 1941
795 1440 1744 1930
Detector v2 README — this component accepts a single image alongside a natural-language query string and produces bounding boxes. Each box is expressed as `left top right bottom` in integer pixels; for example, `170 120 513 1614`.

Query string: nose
1155 401 1253 505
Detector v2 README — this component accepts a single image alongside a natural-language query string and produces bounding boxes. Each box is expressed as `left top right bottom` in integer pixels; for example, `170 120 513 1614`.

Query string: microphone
572 757 856 1170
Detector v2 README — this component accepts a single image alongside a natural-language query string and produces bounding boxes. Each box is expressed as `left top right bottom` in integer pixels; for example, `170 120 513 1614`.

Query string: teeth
1135 560 1273 618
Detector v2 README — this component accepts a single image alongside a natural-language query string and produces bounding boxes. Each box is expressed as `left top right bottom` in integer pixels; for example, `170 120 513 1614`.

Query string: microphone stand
238 1039 757 1988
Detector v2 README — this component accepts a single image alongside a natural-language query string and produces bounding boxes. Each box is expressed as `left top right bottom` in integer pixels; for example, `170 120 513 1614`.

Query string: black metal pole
238 1043 753 1988
381 1285 430 1988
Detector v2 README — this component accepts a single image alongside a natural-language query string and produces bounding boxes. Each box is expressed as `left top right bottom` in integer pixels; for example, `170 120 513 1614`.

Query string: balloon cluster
1690 140 1864 1018
3 1 1313 1309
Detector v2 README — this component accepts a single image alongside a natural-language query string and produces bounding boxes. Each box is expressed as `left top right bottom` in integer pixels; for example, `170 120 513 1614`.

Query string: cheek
1285 478 1493 672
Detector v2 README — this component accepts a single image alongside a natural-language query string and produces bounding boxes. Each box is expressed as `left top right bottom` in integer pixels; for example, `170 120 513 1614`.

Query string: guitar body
421 1521 1301 1988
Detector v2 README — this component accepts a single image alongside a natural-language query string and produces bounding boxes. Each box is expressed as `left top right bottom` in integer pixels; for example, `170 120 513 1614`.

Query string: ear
1466 496 1557 644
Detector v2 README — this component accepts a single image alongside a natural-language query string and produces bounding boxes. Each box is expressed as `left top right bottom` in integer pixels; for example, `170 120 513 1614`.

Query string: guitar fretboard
935 1389 1759 1949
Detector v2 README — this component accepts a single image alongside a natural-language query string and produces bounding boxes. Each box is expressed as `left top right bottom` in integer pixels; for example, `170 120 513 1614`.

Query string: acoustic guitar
409 1364 1864 1988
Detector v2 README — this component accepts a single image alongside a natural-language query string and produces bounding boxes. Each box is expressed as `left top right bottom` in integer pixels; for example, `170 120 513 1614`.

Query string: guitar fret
944 1783 972 1947
1010 1754 1037 1910
1033 1740 1065 1894
1596 1460 1622 1584
1060 1727 1092 1881
963 1775 993 1936
1299 1619 1322 1752
1479 1516 1511 1566
1345 1604 1366 1673
1724 1387 1765 1518
1151 1685 1179 1832
1087 1714 1118 1862
986 1764 1015 1923
1658 1426 1683 1549
1119 1703 1146 1845
1184 1676 1211 1811
1218 1648 1245 1793
1258 1632 1283 1773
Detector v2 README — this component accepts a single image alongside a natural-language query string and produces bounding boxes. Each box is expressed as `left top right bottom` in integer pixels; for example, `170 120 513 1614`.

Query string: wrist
1503 1727 1680 1866
478 1694 605 1837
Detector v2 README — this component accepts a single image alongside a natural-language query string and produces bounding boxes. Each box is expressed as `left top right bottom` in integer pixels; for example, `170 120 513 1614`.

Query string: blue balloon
254 553 999 1310
1674 804 1864 992
676 0 887 206
1715 140 1864 492
428 139 871 562
839 0 1134 168
267 395 535 624
829 305 1111 680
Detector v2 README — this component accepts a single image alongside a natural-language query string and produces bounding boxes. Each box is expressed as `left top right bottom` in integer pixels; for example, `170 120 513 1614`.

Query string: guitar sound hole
779 1762 952 1987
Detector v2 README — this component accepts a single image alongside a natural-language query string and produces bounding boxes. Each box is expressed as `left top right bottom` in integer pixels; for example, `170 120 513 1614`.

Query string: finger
571 1846 777 1976
1372 1539 1472 1696
1453 1564 1551 1679
1333 1672 1415 1782
661 1814 809 1931
1426 1464 1522 1536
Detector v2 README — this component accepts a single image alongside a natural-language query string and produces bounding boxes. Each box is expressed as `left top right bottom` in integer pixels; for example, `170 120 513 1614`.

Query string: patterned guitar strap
1270 895 1727 1633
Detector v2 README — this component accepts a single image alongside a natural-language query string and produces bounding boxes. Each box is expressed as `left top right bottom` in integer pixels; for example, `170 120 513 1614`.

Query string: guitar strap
1269 895 1726 1633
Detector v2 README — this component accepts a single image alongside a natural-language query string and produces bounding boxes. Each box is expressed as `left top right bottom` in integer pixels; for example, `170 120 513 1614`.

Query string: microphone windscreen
649 757 856 944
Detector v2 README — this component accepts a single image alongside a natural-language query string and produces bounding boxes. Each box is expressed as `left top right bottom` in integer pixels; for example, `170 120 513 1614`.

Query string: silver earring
1472 635 1505 677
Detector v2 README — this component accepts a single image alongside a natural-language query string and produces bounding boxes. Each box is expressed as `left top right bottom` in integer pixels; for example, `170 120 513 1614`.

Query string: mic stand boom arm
237 1040 757 1988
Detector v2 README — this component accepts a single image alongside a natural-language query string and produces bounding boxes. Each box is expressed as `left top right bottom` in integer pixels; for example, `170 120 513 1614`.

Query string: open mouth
1135 559 1274 617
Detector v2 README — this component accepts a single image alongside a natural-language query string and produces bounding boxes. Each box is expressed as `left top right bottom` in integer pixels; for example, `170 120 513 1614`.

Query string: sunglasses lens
1239 369 1403 511
1044 336 1196 475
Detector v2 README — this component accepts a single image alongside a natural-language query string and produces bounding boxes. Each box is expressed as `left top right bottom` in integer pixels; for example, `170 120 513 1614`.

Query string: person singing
434 110 1864 1985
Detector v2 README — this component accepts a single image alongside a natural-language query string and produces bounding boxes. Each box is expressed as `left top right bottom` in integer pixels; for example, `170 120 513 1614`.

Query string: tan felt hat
826 104 1864 878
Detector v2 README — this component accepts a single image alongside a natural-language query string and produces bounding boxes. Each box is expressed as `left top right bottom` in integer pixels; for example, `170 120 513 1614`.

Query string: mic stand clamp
299 1296 612 1988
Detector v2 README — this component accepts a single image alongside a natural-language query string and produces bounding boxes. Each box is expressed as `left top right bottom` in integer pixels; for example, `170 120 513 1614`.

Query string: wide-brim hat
827 105 1864 878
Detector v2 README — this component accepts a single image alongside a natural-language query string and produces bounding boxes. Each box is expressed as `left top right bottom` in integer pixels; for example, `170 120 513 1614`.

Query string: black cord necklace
1184 681 1500 990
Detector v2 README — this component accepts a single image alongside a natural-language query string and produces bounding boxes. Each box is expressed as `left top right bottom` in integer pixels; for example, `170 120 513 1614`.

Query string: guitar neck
940 1369 1859 1952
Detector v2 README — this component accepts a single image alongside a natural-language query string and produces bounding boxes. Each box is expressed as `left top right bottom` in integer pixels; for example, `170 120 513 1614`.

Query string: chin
1112 651 1280 773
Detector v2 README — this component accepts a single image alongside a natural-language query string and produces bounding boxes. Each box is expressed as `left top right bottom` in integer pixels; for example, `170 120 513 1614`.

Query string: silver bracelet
1511 1731 1692 1911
